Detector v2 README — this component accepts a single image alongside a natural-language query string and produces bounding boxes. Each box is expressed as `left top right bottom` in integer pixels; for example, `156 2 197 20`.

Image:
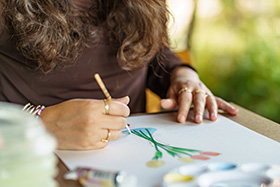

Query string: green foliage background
191 0 280 123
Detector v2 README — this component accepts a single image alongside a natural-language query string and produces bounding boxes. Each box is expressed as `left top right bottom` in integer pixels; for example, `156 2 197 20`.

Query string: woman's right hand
40 96 130 150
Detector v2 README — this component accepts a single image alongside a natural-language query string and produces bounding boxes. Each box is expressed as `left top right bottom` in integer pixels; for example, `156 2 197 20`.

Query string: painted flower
128 128 221 167
146 160 165 168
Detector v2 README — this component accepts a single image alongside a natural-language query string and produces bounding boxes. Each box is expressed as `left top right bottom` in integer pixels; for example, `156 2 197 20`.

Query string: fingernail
160 99 168 109
233 108 239 115
178 115 186 123
165 99 174 105
195 115 203 123
161 99 175 110
210 113 217 120
121 96 129 102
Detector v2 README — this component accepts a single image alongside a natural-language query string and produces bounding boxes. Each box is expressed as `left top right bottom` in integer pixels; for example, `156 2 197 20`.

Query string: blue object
208 162 237 171
122 128 157 135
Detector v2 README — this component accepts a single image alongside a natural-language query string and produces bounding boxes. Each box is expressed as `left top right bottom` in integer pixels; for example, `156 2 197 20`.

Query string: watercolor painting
123 127 220 168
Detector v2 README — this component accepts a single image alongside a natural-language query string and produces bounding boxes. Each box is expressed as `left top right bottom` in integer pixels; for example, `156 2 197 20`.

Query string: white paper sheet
56 112 280 187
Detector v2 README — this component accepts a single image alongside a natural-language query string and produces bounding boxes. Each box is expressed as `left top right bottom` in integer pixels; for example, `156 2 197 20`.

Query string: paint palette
162 162 280 187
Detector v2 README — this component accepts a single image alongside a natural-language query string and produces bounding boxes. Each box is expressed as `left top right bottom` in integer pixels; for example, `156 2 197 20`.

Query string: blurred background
166 0 280 123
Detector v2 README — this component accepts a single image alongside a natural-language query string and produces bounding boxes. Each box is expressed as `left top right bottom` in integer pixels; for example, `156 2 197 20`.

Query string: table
55 103 280 187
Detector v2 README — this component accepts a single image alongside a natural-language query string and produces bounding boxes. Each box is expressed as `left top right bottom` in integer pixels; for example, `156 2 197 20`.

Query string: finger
110 130 121 141
161 86 179 110
74 129 122 150
54 129 108 150
177 91 193 123
166 85 178 101
100 129 121 142
206 95 218 121
100 116 127 130
160 98 177 110
103 100 130 117
193 91 207 123
216 97 239 115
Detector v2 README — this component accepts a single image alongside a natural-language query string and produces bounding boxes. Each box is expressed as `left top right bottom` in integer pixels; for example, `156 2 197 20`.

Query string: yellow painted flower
146 160 165 168
178 157 195 163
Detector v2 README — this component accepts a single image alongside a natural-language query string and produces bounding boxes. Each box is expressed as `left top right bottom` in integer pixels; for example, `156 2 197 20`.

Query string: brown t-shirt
0 4 187 113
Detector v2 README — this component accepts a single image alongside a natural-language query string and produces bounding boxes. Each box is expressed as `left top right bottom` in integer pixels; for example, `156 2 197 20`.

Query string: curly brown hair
1 0 169 72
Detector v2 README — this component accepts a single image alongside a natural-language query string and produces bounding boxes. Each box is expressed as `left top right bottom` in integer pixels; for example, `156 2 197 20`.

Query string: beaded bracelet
22 103 45 118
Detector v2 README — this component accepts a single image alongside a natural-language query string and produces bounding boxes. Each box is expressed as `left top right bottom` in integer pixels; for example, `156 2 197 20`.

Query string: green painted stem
131 128 201 159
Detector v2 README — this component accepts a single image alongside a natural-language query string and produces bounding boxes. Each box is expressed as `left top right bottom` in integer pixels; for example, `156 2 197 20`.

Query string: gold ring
101 129 111 143
103 99 110 115
195 90 208 97
178 87 192 95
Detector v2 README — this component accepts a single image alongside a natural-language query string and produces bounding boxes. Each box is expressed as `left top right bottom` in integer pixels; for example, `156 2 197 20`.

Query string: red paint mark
190 155 210 160
200 152 220 156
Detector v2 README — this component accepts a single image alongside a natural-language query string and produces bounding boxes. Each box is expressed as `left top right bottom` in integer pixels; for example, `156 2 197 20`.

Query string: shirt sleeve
146 47 196 98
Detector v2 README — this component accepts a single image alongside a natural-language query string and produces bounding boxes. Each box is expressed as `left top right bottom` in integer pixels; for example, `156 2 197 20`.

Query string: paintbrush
94 73 132 134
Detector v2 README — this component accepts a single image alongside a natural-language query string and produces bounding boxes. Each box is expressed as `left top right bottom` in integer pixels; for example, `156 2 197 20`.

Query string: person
0 0 238 150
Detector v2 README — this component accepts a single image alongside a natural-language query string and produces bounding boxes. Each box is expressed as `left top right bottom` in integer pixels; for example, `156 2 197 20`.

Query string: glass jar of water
0 102 58 187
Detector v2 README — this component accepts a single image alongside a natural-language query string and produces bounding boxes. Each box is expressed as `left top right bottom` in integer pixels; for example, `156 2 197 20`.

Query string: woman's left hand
160 66 239 124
